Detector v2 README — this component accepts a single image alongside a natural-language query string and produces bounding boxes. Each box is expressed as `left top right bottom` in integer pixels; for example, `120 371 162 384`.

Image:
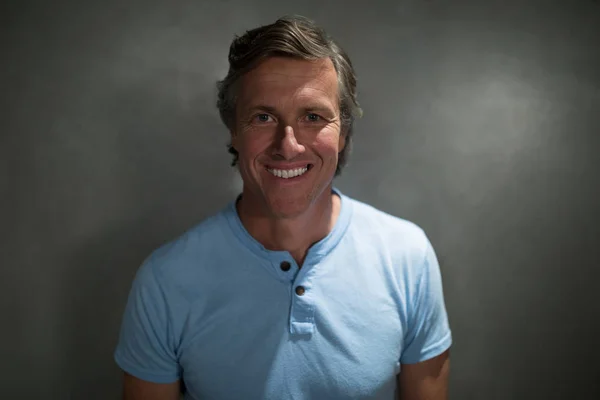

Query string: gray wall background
2 0 599 399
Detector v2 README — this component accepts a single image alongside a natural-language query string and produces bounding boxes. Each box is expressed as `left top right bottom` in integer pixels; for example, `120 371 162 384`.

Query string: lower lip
265 167 311 184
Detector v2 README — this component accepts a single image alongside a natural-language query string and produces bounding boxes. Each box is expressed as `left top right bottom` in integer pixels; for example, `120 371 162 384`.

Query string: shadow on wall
59 174 234 399
54 73 234 398
61 220 155 399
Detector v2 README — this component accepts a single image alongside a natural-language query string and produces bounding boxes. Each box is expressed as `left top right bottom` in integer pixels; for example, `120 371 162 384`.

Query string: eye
305 113 322 122
254 113 273 123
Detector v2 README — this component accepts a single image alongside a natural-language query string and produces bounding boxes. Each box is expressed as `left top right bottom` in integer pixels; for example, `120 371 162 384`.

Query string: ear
338 129 347 152
230 129 238 149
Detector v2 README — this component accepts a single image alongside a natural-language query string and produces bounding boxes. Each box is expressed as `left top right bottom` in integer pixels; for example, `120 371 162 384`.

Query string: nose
273 125 306 160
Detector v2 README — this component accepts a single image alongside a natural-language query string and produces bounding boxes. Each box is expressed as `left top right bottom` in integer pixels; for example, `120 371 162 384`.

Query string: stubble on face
232 57 345 220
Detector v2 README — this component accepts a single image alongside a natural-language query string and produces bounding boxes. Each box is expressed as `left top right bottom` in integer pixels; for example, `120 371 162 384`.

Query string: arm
397 350 450 400
114 260 184 399
123 373 181 400
398 236 452 399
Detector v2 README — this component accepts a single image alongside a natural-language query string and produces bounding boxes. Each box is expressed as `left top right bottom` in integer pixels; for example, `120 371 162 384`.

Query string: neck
236 187 341 266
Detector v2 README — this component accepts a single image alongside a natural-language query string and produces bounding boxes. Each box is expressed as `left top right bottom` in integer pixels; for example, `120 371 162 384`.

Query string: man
115 15 452 400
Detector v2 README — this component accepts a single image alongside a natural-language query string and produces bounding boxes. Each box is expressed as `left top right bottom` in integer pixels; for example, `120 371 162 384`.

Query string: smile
267 165 310 179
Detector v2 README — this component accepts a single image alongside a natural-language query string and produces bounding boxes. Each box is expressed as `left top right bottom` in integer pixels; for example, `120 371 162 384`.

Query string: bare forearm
397 350 450 400
122 373 181 400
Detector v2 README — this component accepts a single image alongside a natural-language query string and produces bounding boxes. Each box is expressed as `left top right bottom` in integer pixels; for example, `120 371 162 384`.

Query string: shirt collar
223 186 353 267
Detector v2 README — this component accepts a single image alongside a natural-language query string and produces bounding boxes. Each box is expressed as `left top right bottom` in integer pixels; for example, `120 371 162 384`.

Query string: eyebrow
244 104 337 116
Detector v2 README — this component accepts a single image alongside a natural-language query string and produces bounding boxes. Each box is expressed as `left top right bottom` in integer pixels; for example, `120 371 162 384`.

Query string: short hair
216 15 362 176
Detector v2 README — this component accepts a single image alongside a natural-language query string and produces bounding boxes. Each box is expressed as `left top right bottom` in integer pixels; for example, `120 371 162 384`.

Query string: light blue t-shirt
114 188 452 399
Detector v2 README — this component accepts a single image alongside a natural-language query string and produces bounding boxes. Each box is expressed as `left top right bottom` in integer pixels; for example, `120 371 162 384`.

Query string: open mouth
266 164 312 179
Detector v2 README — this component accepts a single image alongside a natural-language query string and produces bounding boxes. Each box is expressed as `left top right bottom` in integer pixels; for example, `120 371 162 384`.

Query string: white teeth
268 166 309 179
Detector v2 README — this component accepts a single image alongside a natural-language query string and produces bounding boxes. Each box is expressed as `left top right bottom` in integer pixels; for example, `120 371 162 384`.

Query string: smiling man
115 15 452 400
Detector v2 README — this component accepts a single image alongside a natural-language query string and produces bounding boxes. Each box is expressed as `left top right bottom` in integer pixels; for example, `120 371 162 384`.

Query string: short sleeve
114 260 181 383
400 238 452 364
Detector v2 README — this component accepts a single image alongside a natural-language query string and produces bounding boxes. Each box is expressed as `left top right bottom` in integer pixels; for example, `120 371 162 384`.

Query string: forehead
237 57 339 109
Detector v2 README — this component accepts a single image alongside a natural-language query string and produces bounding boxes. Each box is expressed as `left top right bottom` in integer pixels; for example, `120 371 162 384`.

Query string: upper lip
265 163 312 170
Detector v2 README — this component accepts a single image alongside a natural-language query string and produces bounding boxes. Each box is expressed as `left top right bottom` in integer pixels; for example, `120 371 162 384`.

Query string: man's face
232 57 345 219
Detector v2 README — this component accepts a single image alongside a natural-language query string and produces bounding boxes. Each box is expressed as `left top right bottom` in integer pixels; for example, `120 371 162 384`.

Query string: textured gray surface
2 0 599 399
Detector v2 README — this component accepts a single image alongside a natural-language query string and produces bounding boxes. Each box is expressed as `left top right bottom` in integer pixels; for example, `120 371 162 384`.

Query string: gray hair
216 15 362 176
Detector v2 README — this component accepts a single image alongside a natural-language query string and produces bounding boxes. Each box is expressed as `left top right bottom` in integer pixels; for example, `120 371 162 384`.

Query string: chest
177 263 405 400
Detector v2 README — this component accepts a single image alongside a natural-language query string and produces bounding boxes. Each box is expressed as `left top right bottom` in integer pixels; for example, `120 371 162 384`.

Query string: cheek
314 130 343 158
235 131 272 163
236 139 273 177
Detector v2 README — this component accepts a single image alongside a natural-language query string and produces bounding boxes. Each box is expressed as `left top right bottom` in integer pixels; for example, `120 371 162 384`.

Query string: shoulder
151 211 230 269
345 195 431 259
340 195 436 290
134 208 233 299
